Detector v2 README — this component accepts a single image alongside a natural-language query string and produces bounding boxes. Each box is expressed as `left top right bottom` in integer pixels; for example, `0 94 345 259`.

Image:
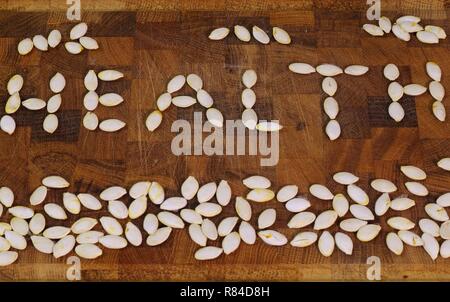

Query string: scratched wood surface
0 0 449 281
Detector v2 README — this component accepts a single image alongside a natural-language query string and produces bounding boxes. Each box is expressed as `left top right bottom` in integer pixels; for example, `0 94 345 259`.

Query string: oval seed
242 108 258 130
325 120 341 140
419 218 440 237
29 213 45 235
18 38 33 55
441 240 450 258
99 119 126 132
100 186 127 201
31 236 54 254
99 93 124 107
65 41 83 54
322 77 337 96
347 184 369 205
424 25 446 39
374 193 391 216
387 216 415 230
53 235 75 259
333 194 349 217
392 24 411 41
316 64 343 77
43 114 58 134
63 192 81 214
344 65 369 76
172 95 196 108
143 214 158 235
71 217 98 234
146 227 172 246
217 216 239 237
47 94 62 113
188 224 207 246
242 69 257 89
349 204 374 220
333 171 359 185
148 182 164 204
49 72 65 93
195 246 223 260
161 197 187 211
400 165 426 180
285 197 311 213
246 188 275 202
70 22 88 40
429 81 445 101
0 187 14 207
29 185 47 205
77 193 102 210
256 121 283 132
5 93 21 114
44 203 67 220
0 115 15 135
289 63 315 74
290 232 317 247
272 27 291 44
128 196 147 219
195 202 222 218
276 185 298 203
432 101 446 122
287 212 316 229
234 25 251 42
100 216 123 236
399 21 423 33
22 98 46 110
8 206 34 219
425 203 449 222
386 232 403 255
258 208 276 229
99 235 128 249
422 233 439 260
222 232 241 254
187 74 203 91
79 36 99 50
362 24 384 36
416 30 439 44
388 101 405 122
258 230 287 246
335 232 353 255
7 75 24 95
157 211 184 229
405 182 428 196
201 218 218 241
42 175 69 188
145 110 163 132
156 93 171 111
48 30 62 48
356 224 381 242
314 210 338 230
235 197 252 221
398 230 423 246
84 70 98 91
318 231 334 257
208 27 229 40
216 180 232 206
5 230 27 250
33 35 48 51
252 25 270 44
388 82 403 102
241 88 256 109
167 75 185 93
390 197 415 211
180 209 203 225
75 244 103 259
98 70 124 81
378 16 392 33
206 108 223 128
129 181 151 199
10 217 29 236
324 97 339 119
181 176 199 200
403 84 427 96
197 89 214 108
309 184 334 200
239 221 256 245
440 221 450 240
371 179 397 193
426 62 442 82
125 222 142 246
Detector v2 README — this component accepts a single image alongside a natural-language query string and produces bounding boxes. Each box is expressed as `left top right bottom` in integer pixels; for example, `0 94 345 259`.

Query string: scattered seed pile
1 159 450 266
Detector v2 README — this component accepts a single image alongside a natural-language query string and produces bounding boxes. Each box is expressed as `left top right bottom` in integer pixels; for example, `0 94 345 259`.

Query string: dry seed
388 101 405 122
424 25 446 39
356 224 381 242
405 181 429 196
387 216 415 231
157 211 184 229
64 42 83 54
399 21 423 33
398 230 423 246
396 15 421 23
189 224 207 246
216 180 232 206
100 216 123 236
438 158 450 171
400 165 426 180
440 221 450 239
172 95 196 108
5 230 27 250
33 35 48 51
258 230 288 246
161 197 188 211
432 101 446 122
290 232 317 247
239 221 256 245
323 97 339 119
344 65 369 76
75 244 103 259
180 209 203 225
130 181 151 199
6 93 21 114
53 235 75 258
242 108 258 130
335 232 353 255
195 246 223 260
22 98 46 110
181 176 199 200
362 24 384 36
437 193 450 207
145 110 163 132
390 197 415 211
258 208 276 229
0 223 12 236
128 196 147 219
99 119 126 132
235 197 252 221
70 22 88 40
43 114 58 134
47 94 62 113
10 217 29 236
8 206 34 219
309 184 334 200
333 194 349 217
429 81 445 101
82 112 99 131
206 108 224 128
49 72 65 93
333 171 359 185
426 62 442 82
234 25 251 42
222 231 241 254
29 213 45 235
386 232 403 255
44 203 67 220
195 202 222 218
378 16 392 33
187 74 203 91
256 121 283 132
242 69 257 89
417 30 439 44
425 203 449 222
99 235 128 249
404 84 427 96
218 216 239 237
71 217 98 234
84 70 98 91
201 218 218 241
148 182 164 204
419 218 440 237
272 27 291 44
208 27 230 40
197 182 217 203
383 63 400 81
241 88 256 109
0 187 14 207
0 251 17 266
322 77 337 96
349 204 374 221
18 38 33 55
441 240 450 258
252 25 270 44
246 188 275 202
79 36 99 50
347 184 369 205
288 63 315 74
77 193 102 210
47 29 61 48
99 93 124 107
325 120 341 141
374 193 391 216
167 75 186 93
100 186 127 201
314 210 338 230
76 233 103 248
197 89 214 108
156 93 171 111
388 82 403 101
83 91 99 111
392 24 411 41
422 233 439 260
98 70 124 81
288 212 316 229
243 175 270 189
285 197 311 213
125 222 142 246
0 115 16 135
7 75 24 95
143 214 158 235
371 179 397 193
276 185 298 203
42 175 69 188
31 236 54 254
146 227 172 246
316 64 343 77
318 231 334 257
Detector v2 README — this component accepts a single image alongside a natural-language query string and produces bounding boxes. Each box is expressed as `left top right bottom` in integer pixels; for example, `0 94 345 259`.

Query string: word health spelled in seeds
2 157 450 266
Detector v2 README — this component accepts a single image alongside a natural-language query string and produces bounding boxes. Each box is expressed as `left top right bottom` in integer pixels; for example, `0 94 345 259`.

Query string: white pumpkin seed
239 221 256 245
82 111 99 131
99 93 124 107
218 216 239 237
146 227 172 246
399 21 423 33
440 220 450 239
44 203 67 220
197 89 214 108
99 119 126 132
208 27 229 40
374 193 391 216
316 64 343 77
22 98 46 110
0 251 17 266
143 214 158 235
387 216 415 230
429 81 445 101
437 193 450 207
422 233 439 260
258 208 276 229
29 213 45 235
432 101 446 122
0 115 15 135
390 197 415 211
98 70 124 81
285 197 311 213
10 217 28 236
276 185 298 203
8 206 34 219
371 178 397 193
125 222 142 246
75 243 103 259
47 29 61 48
63 192 81 214
290 231 317 247
405 182 428 196
424 25 446 39
333 194 349 217
417 30 439 44
7 75 24 95
79 36 99 50
195 202 222 218
242 108 258 130
128 196 147 219
378 16 392 33
246 188 275 202
309 184 334 200
318 231 334 257
71 217 98 234
189 223 207 246
242 69 257 89
100 186 127 201
347 184 369 205
195 246 223 260
100 216 123 236
386 232 403 255
5 93 21 114
288 212 316 229
256 121 283 132
47 94 62 113
65 41 83 54
186 73 203 91
314 210 338 230
172 95 196 108
396 15 421 24
440 240 450 258
161 197 187 211
323 97 339 119
222 231 241 254
234 25 251 42
241 88 256 109
325 119 341 141
77 193 102 210
5 230 27 250
252 25 270 44
216 180 232 206
18 38 33 55
398 230 423 246
156 93 171 112
180 176 199 200
333 171 359 185
167 75 185 93
344 65 369 76
31 236 54 254
145 110 163 132
400 165 426 180
335 232 353 255
33 34 48 51
148 182 164 204
349 204 374 221
196 182 216 203
0 187 14 207
201 218 218 241
258 230 287 246
53 235 75 258
288 63 315 74
49 72 66 93
272 27 291 44
0 223 11 236
42 175 69 188
99 235 127 249
425 203 449 222
84 70 98 92
404 84 427 96
29 185 47 206
388 82 403 101
362 24 384 36
206 108 223 128
419 218 440 237
388 101 405 122
43 114 58 134
322 77 337 96
243 176 270 189
235 197 252 221
70 22 88 40
129 181 151 199
157 211 184 229
438 158 450 171
357 224 381 242
392 24 411 41
426 62 442 82
180 209 203 225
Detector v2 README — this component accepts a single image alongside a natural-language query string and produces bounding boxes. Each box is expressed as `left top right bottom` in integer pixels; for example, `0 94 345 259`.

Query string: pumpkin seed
246 188 275 202
77 193 102 210
416 30 439 44
272 27 291 44
289 63 315 74
318 231 334 257
333 194 349 217
99 235 128 249
75 243 103 259
29 185 47 206
285 197 311 213
43 114 58 134
309 184 334 200
0 115 15 135
419 218 440 237
79 36 99 50
7 75 24 95
197 182 217 203
239 221 256 245
0 187 14 207
398 230 423 246
167 75 185 93
316 64 343 77
70 22 88 40
347 184 369 205
290 232 317 247
425 203 449 222
71 217 98 234
187 74 203 91
422 233 439 260
44 203 67 220
180 209 203 225
49 72 66 93
156 93 171 111
426 62 442 82
241 88 256 109
29 213 45 235
399 21 423 33
374 193 391 216
432 101 446 122
31 236 54 254
172 95 196 108
322 77 337 96
100 186 127 201
5 93 21 114
356 224 381 242
201 218 218 241
276 185 298 203
129 181 151 199
362 24 384 36
234 25 251 42
0 251 17 266
99 93 124 107
100 216 123 236
400 165 426 180
53 235 75 258
80 91 98 109
387 216 415 230
288 212 316 229
378 16 392 33
424 25 446 39
252 25 270 44
335 232 353 255
18 38 33 55
388 101 405 122
64 42 83 54
22 98 46 110
128 196 147 219
438 158 450 171
325 120 341 141
440 240 450 258
429 81 445 101
47 94 62 113
258 208 276 229
218 216 239 237
145 110 163 132
404 83 427 96
392 24 411 41
10 217 29 236
314 210 338 230
99 119 126 132
386 232 403 255
148 182 164 204
33 35 48 51
440 220 450 239
63 192 81 214
437 193 450 207
371 179 397 193
344 65 369 76
235 197 252 221
405 181 428 196
98 70 124 81
0 223 11 236
161 197 187 211
146 227 172 246
388 82 403 101
197 89 214 108
396 15 420 24
216 180 232 206
206 108 224 128
256 121 283 132
258 230 287 246
195 246 223 260
8 206 34 219
222 231 241 254
47 29 61 48
323 97 339 119
333 171 359 185
243 176 270 189
242 108 258 130
157 211 184 229
209 27 230 40
390 197 415 211
242 69 257 89
195 202 222 218
180 176 199 200
349 204 374 220
143 214 158 235
125 222 142 246
188 223 207 246
5 230 27 250
83 112 99 130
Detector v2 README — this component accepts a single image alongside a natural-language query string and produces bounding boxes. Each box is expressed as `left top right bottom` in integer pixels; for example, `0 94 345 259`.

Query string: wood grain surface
0 0 449 281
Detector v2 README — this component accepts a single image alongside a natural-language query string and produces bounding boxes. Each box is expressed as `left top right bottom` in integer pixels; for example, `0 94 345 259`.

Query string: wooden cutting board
0 0 449 281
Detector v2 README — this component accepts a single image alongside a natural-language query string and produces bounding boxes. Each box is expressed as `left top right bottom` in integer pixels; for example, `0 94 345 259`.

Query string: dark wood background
0 0 449 280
